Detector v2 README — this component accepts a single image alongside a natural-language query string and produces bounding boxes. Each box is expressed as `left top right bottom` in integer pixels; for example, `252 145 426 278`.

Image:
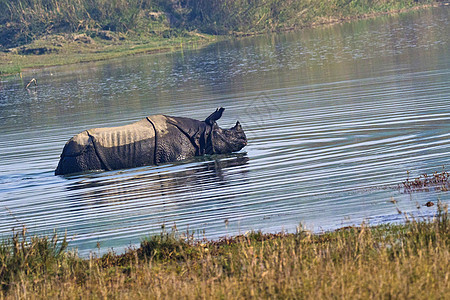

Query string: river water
1 7 449 256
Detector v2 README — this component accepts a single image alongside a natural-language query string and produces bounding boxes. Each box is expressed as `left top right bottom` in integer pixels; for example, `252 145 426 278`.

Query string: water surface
1 7 449 255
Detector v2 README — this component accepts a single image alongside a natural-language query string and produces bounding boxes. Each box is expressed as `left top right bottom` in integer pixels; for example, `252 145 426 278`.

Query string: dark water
1 7 449 256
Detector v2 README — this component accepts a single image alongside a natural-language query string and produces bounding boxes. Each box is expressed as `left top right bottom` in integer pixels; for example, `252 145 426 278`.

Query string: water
1 7 449 256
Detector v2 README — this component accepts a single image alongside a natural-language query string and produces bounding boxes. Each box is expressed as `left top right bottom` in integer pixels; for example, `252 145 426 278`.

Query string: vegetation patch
401 168 449 193
0 205 448 299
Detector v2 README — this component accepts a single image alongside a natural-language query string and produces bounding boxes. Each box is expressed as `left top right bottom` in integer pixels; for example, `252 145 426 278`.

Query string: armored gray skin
55 108 247 175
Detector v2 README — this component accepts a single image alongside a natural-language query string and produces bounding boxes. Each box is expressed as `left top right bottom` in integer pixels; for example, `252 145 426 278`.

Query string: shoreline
0 3 443 78
0 33 219 78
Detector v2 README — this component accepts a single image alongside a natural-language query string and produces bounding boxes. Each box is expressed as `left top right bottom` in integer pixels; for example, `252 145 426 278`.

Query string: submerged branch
25 78 37 89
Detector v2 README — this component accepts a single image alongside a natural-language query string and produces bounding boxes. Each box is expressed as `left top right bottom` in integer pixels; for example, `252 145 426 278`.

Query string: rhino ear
205 107 225 125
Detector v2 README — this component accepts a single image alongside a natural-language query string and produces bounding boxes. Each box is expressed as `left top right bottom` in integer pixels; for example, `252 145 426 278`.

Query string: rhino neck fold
166 120 214 156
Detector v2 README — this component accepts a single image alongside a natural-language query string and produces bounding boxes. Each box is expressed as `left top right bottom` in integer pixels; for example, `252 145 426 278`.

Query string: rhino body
55 108 247 175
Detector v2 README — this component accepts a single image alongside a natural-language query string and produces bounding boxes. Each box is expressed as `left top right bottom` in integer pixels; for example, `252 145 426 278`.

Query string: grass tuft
0 228 70 292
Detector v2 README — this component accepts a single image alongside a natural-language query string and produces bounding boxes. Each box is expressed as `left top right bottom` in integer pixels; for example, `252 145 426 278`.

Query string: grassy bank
0 0 218 76
0 32 216 76
1 205 448 299
0 0 440 76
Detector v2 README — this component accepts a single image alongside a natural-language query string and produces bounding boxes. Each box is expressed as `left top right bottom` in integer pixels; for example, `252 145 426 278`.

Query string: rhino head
204 107 247 154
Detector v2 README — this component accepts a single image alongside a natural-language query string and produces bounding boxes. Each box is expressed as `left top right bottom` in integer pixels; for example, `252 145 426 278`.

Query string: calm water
1 7 449 255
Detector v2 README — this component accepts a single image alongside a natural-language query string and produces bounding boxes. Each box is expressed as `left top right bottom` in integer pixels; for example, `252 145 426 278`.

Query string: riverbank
1 205 448 299
0 1 443 77
0 32 217 77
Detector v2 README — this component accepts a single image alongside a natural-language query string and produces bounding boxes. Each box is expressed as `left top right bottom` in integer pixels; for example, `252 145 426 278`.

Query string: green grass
1 204 448 299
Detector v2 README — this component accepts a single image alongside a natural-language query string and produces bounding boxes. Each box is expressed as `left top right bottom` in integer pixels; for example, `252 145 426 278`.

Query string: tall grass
0 0 166 49
1 205 448 298
0 0 436 49
0 229 70 292
181 0 435 34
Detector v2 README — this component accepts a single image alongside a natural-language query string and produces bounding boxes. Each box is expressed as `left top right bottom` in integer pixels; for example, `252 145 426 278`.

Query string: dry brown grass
1 204 448 299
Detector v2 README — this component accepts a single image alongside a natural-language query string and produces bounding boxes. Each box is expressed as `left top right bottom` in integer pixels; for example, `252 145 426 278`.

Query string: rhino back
88 118 156 170
56 115 205 175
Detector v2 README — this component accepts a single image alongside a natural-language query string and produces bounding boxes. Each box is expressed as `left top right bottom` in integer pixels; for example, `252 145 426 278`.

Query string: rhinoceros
55 108 247 175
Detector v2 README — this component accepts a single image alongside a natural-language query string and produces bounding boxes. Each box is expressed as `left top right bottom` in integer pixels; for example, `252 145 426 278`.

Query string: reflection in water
0 7 449 255
66 154 249 203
